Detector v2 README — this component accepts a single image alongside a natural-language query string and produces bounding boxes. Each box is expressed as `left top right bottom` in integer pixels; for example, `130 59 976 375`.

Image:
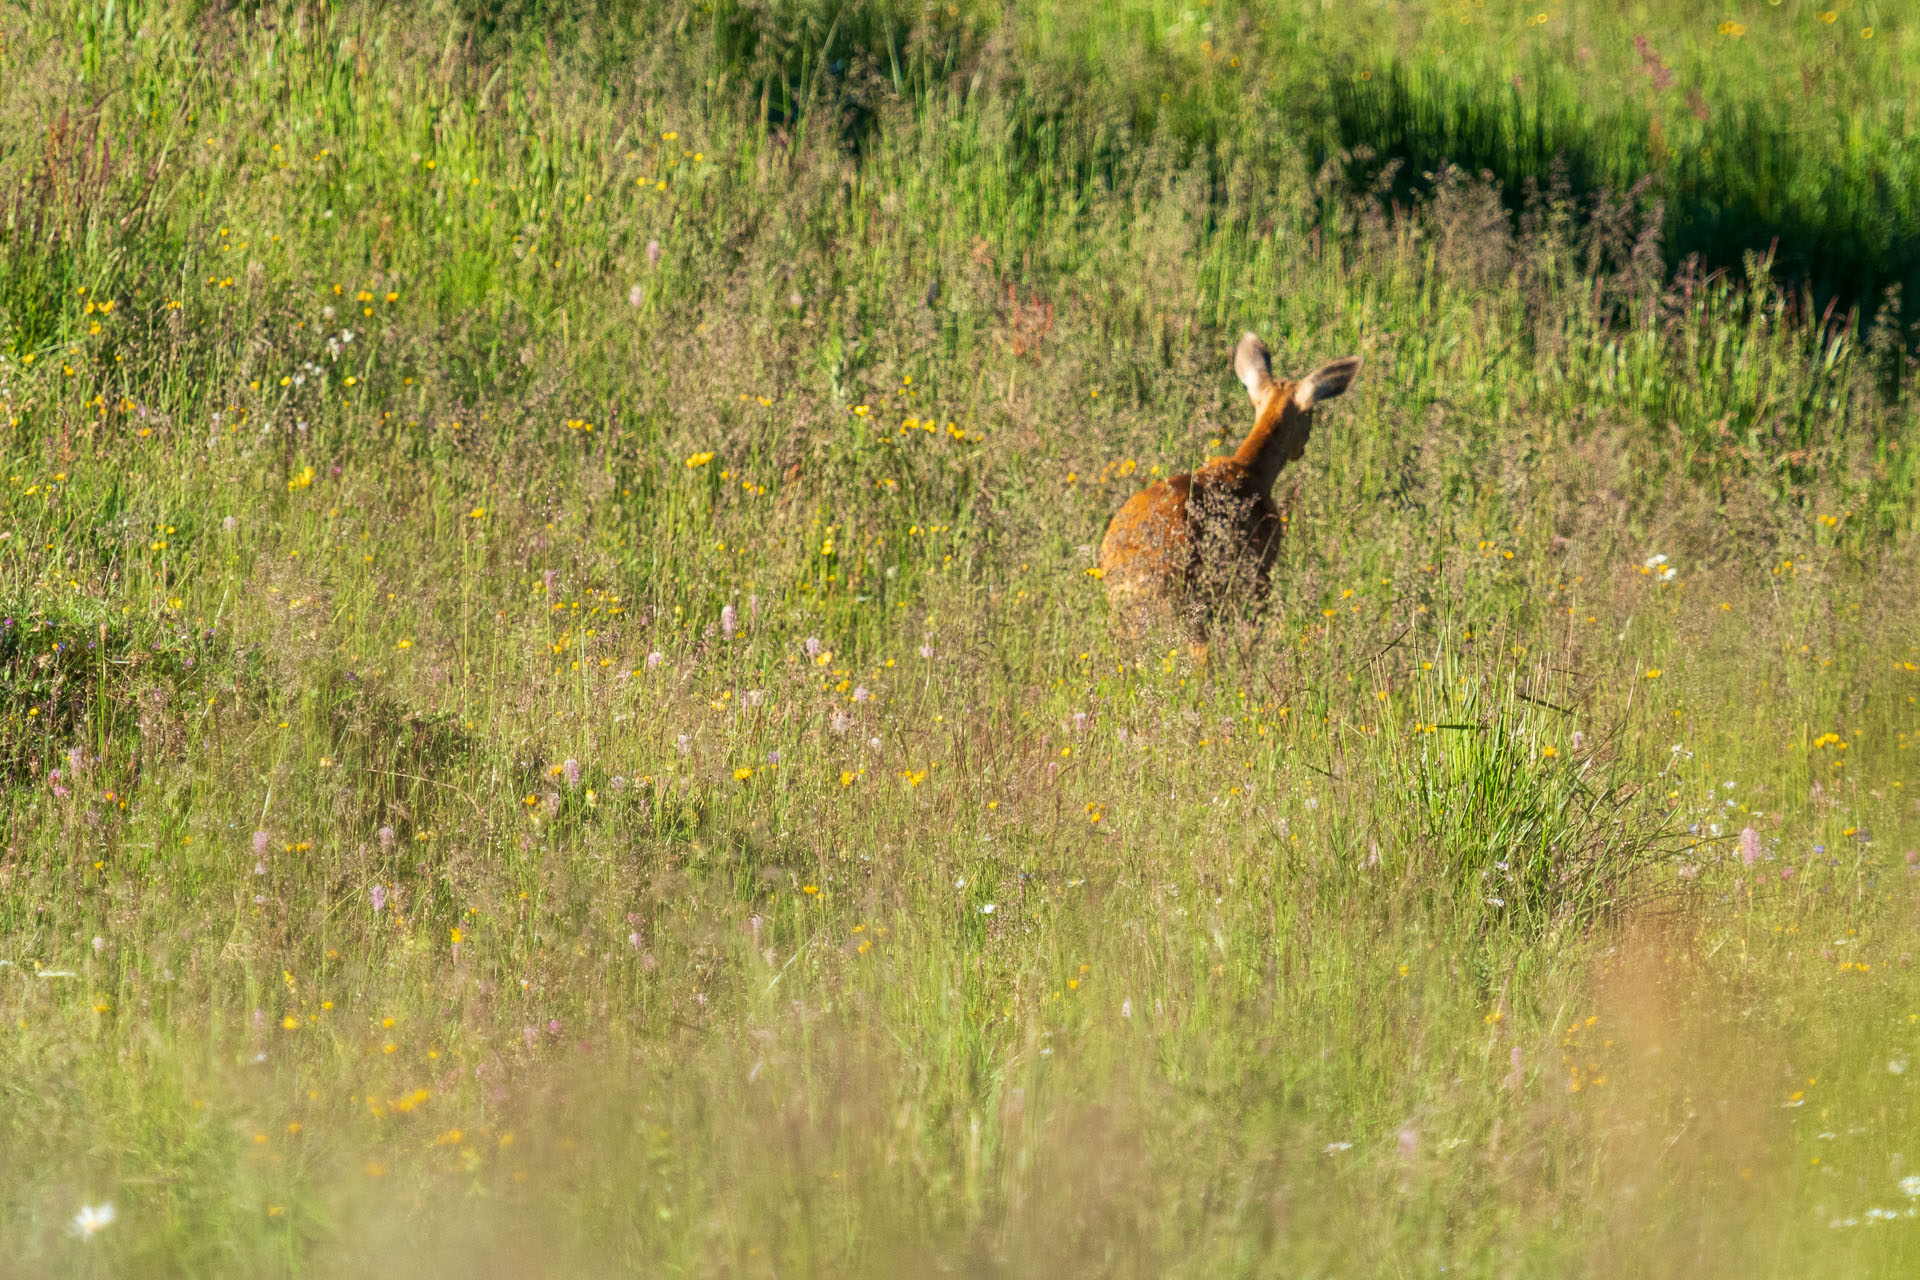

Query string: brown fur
1098 334 1361 661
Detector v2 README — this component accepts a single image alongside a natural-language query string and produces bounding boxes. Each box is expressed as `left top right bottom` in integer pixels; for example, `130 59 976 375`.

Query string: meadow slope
2 2 1918 1275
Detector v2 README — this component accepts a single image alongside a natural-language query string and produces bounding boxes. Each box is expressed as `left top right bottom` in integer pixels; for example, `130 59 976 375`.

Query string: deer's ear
1234 332 1274 403
1291 355 1362 409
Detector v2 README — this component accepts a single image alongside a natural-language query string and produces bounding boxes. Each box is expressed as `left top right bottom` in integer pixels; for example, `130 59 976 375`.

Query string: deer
1097 333 1361 665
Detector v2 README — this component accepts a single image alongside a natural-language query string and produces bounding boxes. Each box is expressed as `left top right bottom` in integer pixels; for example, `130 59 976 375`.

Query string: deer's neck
1229 387 1303 493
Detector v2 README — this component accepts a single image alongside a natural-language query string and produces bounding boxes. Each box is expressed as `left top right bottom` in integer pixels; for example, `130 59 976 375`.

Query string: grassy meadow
3 0 1919 1274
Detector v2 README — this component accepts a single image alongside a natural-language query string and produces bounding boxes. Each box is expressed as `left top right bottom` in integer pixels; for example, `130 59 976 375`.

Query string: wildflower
71 1204 116 1239
646 239 662 266
563 758 581 787
734 767 753 781
685 451 714 469
371 884 388 913
721 604 737 638
1739 826 1761 866
379 826 396 849
852 685 870 702
980 903 996 914
253 830 270 856
646 651 664 670
805 636 821 659
627 284 644 307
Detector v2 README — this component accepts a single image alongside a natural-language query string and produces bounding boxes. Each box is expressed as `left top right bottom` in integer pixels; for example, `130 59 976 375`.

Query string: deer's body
1099 334 1360 660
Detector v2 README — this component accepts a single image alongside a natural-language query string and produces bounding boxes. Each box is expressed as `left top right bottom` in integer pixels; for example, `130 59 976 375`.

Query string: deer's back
1099 463 1281 621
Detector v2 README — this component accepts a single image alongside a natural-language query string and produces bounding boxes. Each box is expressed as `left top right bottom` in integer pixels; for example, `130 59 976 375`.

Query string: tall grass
1 1 1917 1275
1317 1 1920 324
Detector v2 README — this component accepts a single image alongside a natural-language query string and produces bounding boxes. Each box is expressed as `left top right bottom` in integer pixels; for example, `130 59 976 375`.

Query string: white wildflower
71 1203 116 1239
